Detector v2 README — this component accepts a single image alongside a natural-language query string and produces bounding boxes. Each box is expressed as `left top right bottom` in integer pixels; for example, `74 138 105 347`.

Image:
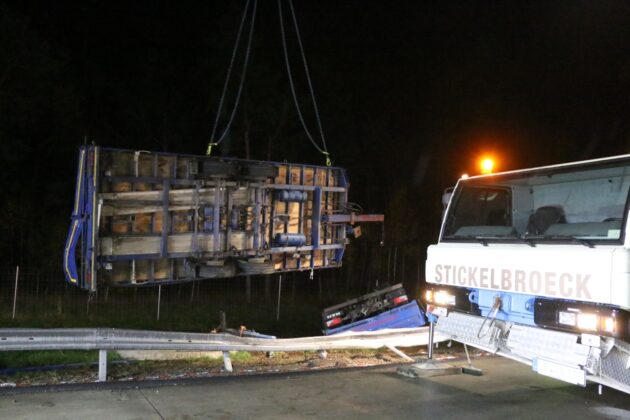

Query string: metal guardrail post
222 351 233 372
98 349 108 382
428 320 435 360
156 285 162 321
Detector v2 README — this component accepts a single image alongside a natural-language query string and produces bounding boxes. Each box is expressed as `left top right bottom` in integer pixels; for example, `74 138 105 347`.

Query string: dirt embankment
0 345 478 387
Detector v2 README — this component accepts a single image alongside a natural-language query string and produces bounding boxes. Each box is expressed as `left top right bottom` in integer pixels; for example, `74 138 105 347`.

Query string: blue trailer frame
64 146 382 290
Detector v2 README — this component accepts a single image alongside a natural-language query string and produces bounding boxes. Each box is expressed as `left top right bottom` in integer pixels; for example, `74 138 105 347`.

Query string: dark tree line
2 1 630 294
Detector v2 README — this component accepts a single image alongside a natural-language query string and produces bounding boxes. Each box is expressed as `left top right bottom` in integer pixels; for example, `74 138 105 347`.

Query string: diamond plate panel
507 325 590 366
600 339 630 389
436 312 501 352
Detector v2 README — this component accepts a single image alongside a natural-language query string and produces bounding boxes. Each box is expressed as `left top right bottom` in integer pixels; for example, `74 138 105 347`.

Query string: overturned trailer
64 146 383 291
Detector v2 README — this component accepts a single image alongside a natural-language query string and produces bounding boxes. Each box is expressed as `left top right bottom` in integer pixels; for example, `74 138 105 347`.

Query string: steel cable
208 0 258 155
278 0 331 165
287 0 328 155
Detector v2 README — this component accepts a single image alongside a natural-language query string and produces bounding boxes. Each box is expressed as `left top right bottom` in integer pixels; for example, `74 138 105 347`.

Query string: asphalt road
0 356 629 419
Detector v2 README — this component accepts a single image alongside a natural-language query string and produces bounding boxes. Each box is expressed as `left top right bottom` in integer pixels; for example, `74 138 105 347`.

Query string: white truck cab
425 155 630 394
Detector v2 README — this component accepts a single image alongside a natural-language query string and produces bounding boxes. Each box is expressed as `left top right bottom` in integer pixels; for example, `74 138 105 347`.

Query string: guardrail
0 327 447 382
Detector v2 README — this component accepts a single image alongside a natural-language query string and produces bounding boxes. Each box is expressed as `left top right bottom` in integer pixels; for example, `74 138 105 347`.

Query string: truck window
441 159 630 244
443 187 513 238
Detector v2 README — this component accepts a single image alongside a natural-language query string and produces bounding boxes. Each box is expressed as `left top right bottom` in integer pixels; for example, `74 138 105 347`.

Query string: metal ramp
436 311 630 395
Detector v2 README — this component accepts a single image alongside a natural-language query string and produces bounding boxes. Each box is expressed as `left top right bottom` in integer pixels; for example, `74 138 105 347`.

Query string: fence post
401 254 405 286
156 284 162 320
12 266 19 320
392 246 398 284
246 275 251 304
220 310 227 330
276 275 282 321
318 272 322 301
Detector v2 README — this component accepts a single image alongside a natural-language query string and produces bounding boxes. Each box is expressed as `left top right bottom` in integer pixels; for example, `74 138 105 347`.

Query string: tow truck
424 155 630 394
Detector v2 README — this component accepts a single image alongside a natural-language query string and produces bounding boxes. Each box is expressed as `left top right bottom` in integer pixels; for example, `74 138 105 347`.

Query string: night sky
3 1 630 270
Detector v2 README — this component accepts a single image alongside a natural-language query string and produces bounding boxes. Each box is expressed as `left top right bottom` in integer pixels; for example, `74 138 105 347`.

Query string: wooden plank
111 261 131 284
158 156 174 178
101 186 248 206
177 158 190 180
154 258 170 280
111 151 134 176
134 260 150 282
102 204 192 217
133 213 152 233
111 216 130 234
276 165 287 185
287 202 300 234
303 167 314 186
138 154 154 177
99 232 250 255
313 250 324 267
171 210 190 233
112 182 132 193
290 166 301 185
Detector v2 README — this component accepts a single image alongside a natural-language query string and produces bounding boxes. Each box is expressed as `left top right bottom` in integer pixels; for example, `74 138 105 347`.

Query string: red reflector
392 295 408 305
326 317 342 327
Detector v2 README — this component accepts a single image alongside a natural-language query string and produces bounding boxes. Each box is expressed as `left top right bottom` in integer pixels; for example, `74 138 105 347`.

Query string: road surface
0 356 629 419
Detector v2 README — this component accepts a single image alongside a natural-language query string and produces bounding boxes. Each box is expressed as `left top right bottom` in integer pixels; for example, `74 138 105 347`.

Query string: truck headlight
425 290 433 302
603 316 616 333
535 298 627 339
576 313 598 331
434 291 456 306
558 311 577 327
565 312 614 333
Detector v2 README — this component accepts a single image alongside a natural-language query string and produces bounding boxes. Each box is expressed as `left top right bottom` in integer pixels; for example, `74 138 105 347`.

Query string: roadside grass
0 347 420 385
0 297 327 337
0 350 121 369
0 284 371 374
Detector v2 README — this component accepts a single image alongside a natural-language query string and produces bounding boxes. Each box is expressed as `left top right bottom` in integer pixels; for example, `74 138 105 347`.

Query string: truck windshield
442 159 630 244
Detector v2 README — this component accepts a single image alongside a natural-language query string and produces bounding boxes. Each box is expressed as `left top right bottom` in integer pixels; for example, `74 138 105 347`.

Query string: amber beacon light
480 157 495 174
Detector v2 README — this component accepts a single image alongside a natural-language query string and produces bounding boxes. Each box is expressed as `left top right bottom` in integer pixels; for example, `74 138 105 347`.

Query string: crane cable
278 0 331 166
207 0 258 156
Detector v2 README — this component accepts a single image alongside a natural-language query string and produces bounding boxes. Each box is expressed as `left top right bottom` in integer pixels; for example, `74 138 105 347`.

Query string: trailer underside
64 146 382 290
